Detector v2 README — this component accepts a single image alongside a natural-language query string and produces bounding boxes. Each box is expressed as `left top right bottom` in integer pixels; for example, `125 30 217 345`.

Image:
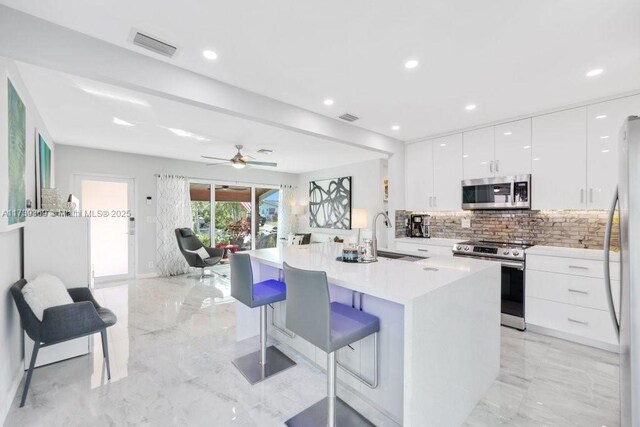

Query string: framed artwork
309 176 351 230
36 132 52 208
383 179 389 202
2 78 27 230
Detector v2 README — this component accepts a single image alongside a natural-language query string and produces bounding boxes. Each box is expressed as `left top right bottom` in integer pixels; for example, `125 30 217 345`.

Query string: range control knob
464 246 470 251
456 245 462 250
503 249 510 255
512 250 520 256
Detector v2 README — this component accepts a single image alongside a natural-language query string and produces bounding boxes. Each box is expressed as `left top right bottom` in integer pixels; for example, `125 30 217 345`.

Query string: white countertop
394 237 463 246
247 243 497 305
526 245 621 262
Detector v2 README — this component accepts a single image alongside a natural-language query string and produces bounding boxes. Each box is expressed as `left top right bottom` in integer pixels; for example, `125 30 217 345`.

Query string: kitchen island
235 243 501 426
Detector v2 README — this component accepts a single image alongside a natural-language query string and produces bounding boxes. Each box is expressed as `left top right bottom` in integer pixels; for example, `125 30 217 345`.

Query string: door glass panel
189 183 212 246
81 180 129 278
255 188 279 249
214 185 252 251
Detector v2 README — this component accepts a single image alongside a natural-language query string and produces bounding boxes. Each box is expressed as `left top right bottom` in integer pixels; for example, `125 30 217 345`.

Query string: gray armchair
10 279 117 407
175 228 225 277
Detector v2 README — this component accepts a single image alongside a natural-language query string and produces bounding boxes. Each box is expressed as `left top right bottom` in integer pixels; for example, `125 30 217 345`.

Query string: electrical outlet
461 218 471 229
148 261 154 269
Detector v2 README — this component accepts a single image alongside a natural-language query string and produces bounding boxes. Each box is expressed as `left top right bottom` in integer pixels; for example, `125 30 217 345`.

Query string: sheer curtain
156 174 193 276
277 185 297 244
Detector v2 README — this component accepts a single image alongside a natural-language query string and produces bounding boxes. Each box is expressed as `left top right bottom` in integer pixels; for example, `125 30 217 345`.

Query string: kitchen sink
376 250 428 262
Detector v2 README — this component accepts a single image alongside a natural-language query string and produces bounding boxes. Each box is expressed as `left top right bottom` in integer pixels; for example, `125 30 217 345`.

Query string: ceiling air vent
338 113 359 122
132 32 177 57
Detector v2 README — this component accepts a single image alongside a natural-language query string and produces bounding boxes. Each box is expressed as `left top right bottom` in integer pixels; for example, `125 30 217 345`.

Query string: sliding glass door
213 185 252 251
255 187 279 249
189 183 212 246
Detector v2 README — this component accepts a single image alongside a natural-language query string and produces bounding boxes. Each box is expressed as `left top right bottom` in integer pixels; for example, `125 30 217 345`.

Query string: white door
494 118 532 176
463 127 495 179
587 95 640 209
77 175 135 282
532 107 587 210
432 133 463 211
405 140 434 211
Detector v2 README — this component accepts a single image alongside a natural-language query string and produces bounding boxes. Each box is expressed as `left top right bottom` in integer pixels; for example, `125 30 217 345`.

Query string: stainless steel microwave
461 174 531 210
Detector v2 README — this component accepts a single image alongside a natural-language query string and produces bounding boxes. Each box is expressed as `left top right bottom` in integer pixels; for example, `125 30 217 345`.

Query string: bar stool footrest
231 346 296 385
285 397 375 426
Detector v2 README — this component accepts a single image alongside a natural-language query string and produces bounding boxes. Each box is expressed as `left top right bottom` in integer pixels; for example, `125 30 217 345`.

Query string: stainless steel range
452 240 533 330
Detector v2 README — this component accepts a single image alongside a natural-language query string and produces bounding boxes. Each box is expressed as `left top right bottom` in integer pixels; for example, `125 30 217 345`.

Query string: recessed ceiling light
440 143 447 147
391 125 400 131
323 99 334 106
164 126 210 141
596 115 607 119
404 59 419 69
465 104 477 111
600 135 610 139
602 149 611 153
79 86 149 106
463 154 469 158
202 50 218 60
523 145 531 149
586 68 603 77
503 132 512 136
533 157 540 161
112 117 134 127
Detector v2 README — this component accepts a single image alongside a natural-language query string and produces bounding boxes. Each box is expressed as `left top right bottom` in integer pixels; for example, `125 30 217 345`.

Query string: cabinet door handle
580 188 584 203
568 288 589 295
428 196 433 207
568 265 589 270
433 196 437 207
490 161 494 173
496 159 500 172
589 188 593 203
568 317 589 326
417 249 429 252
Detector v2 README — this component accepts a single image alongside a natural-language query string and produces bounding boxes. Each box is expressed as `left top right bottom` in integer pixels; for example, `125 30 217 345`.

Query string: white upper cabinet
405 140 433 212
463 127 494 179
587 95 640 209
532 107 587 210
432 133 463 211
493 119 532 176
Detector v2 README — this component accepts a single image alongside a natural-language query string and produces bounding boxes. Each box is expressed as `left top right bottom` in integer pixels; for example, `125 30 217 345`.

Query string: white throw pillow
188 247 211 260
22 274 74 321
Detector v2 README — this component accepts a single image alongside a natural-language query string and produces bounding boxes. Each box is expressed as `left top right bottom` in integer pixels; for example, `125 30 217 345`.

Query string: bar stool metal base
231 345 296 385
285 397 375 427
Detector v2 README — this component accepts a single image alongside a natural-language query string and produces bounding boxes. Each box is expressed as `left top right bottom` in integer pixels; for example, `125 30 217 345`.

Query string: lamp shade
291 204 305 215
351 209 368 229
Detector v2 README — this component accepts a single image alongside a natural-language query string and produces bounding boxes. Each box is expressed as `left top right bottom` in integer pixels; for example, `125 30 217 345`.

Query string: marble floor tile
4 273 620 426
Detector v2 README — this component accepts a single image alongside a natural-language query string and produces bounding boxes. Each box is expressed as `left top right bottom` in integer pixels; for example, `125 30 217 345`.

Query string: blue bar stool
283 262 379 427
229 253 296 384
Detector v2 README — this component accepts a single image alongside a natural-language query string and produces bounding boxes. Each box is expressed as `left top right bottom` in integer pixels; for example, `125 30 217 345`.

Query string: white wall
54 145 298 277
0 57 54 423
296 158 390 247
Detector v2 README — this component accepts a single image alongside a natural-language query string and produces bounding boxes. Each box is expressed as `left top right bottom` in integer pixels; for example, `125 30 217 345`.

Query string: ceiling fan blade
246 160 278 167
206 162 228 166
241 154 255 160
201 155 230 161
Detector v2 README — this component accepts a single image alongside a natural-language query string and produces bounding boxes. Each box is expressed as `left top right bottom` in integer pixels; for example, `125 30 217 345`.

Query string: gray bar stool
229 253 296 384
283 262 379 427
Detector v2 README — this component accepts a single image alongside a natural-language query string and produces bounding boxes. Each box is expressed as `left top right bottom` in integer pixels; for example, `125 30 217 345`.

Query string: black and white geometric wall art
309 176 352 229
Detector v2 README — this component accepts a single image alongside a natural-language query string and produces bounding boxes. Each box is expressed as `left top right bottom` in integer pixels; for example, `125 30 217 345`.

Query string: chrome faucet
371 211 392 260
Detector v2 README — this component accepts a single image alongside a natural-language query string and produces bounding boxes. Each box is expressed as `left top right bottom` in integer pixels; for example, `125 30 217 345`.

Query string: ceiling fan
202 145 277 169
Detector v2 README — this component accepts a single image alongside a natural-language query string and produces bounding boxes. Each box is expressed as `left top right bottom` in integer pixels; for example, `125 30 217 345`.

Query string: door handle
580 189 584 203
568 317 589 326
604 187 620 337
568 265 589 270
490 161 494 173
433 196 437 207
568 288 589 295
496 159 500 172
428 196 433 207
417 249 429 252
589 188 594 203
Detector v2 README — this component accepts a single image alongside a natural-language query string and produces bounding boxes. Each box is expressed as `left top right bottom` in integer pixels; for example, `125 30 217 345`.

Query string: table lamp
351 209 368 244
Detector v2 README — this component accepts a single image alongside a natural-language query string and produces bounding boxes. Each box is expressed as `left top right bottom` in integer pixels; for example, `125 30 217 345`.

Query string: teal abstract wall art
7 79 26 226
37 133 52 208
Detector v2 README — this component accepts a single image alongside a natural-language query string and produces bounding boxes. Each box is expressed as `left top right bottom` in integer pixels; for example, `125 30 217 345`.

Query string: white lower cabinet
393 238 457 256
526 251 620 351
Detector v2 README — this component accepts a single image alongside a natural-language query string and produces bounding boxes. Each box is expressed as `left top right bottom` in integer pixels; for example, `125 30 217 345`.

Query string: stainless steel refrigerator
605 115 640 426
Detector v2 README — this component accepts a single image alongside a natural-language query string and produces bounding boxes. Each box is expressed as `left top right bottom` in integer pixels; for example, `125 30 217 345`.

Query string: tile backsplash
396 210 619 250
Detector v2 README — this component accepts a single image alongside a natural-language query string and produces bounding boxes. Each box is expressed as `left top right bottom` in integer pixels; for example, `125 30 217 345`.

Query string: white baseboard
527 324 620 353
135 272 159 279
1 365 23 425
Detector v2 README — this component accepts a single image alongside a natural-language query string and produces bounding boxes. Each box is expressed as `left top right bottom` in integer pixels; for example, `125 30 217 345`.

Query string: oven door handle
453 254 524 270
502 261 525 270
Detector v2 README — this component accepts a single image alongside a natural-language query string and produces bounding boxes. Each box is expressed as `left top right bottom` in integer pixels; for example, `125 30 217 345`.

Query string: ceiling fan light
231 161 245 169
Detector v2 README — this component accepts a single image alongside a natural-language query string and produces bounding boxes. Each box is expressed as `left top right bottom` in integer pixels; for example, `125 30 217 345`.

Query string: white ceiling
2 0 639 141
16 62 385 174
